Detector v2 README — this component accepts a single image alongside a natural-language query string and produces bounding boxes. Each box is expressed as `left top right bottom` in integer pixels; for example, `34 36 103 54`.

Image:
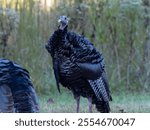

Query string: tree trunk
126 28 134 89
142 0 150 89
143 0 150 61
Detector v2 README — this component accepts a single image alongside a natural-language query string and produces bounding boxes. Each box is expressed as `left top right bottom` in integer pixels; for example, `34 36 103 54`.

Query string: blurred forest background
0 0 150 112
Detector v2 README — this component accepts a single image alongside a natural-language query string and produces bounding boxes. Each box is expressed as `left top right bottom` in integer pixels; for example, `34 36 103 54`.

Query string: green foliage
0 0 149 95
0 7 19 57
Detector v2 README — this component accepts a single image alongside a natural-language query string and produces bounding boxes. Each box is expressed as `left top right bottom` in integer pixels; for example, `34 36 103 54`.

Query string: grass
111 91 150 113
38 88 150 113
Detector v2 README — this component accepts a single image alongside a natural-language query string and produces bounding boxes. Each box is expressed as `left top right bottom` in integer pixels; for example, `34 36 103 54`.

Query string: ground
39 88 150 113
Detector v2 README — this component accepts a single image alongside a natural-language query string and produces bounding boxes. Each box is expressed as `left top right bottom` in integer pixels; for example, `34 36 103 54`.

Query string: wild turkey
0 58 40 113
46 16 112 113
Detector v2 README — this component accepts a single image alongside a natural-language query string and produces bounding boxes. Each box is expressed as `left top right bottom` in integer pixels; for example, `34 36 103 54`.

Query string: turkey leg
76 96 80 113
88 97 92 113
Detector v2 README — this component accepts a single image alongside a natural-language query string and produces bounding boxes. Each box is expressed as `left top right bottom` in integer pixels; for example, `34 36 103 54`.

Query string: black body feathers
46 27 112 112
0 58 40 113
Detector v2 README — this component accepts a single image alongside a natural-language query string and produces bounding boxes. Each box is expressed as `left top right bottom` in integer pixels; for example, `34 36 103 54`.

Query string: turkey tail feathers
95 101 110 113
13 87 40 113
0 85 14 112
0 58 40 113
88 77 111 102
88 72 112 113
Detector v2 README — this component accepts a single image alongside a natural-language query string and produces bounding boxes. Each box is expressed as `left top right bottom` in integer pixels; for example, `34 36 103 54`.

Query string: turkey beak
58 19 61 23
58 19 64 27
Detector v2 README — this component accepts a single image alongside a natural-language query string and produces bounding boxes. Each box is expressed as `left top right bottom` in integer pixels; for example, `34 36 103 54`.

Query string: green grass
38 89 150 113
39 87 92 113
111 92 150 113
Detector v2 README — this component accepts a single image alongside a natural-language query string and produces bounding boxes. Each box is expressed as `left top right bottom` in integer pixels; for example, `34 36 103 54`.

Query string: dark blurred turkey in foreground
0 58 40 113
